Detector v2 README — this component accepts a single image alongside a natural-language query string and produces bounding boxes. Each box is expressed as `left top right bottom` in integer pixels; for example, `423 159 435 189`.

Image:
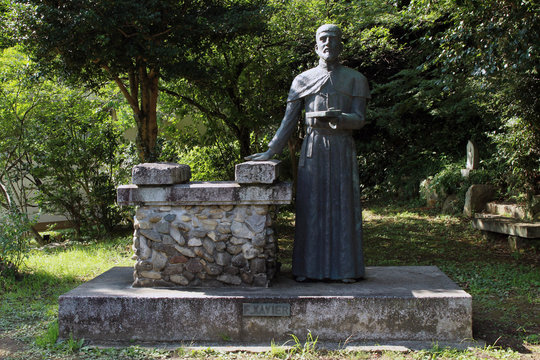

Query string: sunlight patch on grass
25 240 133 281
0 235 133 341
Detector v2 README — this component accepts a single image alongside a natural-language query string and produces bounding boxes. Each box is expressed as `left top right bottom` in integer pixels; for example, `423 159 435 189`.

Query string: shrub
29 90 130 239
422 161 498 212
159 136 238 181
0 207 33 275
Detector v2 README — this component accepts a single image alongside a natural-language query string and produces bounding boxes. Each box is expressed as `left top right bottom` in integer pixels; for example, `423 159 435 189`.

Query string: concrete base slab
87 340 484 352
58 266 472 347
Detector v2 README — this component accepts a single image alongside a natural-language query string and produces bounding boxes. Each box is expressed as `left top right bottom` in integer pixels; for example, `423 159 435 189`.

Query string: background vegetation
1 0 537 218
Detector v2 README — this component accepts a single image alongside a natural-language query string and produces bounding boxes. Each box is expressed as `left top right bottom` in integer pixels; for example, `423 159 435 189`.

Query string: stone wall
132 204 277 287
118 161 292 287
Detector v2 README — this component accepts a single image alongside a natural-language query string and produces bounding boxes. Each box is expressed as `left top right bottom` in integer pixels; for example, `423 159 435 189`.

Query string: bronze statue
246 24 370 282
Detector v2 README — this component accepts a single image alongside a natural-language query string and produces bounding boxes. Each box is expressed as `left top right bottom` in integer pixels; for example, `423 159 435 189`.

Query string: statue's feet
295 276 307 282
342 278 356 284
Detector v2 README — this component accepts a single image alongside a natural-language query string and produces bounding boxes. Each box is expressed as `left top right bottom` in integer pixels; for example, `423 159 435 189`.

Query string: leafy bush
490 116 540 202
161 143 237 181
424 0 540 202
0 207 33 275
421 161 498 212
1 48 132 241
29 93 129 239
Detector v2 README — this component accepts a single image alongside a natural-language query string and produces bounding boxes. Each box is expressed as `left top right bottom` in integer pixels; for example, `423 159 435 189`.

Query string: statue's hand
244 149 275 161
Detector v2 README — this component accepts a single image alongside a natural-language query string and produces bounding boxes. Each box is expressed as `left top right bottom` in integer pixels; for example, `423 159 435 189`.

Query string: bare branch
0 182 11 208
116 27 137 39
159 87 227 121
160 87 244 137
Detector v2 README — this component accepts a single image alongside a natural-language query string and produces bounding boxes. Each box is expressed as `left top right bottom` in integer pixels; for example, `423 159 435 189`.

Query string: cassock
268 62 370 280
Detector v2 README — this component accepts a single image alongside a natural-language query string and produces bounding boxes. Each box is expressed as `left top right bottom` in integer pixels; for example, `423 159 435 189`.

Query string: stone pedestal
235 160 280 184
132 162 191 185
58 266 473 348
117 161 292 287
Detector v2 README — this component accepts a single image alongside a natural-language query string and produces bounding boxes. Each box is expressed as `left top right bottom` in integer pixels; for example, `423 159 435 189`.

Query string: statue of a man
246 24 370 282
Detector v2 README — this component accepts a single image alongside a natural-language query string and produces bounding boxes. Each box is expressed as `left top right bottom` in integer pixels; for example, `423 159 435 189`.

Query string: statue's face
315 31 342 62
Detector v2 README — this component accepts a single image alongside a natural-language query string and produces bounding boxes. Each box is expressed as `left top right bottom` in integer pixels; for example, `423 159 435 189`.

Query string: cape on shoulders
287 64 370 102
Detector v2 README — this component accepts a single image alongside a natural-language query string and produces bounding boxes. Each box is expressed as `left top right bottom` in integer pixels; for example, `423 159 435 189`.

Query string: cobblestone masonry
119 161 292 287
132 204 278 287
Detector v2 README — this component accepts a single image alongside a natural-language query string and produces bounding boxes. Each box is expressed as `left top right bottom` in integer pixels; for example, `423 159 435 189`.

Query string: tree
0 47 48 245
11 0 267 161
0 47 131 240
159 0 438 185
158 0 332 178
417 0 539 200
29 90 128 239
0 0 13 49
159 0 397 158
160 29 293 159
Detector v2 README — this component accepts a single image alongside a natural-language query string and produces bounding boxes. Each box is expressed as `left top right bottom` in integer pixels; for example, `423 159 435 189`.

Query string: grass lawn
0 203 538 359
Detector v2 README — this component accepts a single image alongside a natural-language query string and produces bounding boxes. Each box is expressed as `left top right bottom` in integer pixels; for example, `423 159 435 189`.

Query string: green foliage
159 1 291 159
62 333 85 353
29 89 128 239
160 0 438 177
0 47 46 218
421 0 540 200
269 340 288 358
0 0 13 49
10 0 267 87
255 0 537 202
2 0 537 203
287 331 319 358
35 320 59 348
0 47 131 240
525 333 540 345
489 116 540 201
162 142 237 181
9 0 270 161
420 160 498 212
0 206 32 275
431 162 492 194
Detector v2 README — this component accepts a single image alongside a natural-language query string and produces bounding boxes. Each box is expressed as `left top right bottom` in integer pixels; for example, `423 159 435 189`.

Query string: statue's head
315 24 343 62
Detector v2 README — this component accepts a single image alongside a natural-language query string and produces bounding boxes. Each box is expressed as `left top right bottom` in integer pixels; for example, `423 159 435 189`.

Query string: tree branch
116 27 137 39
159 87 228 121
0 182 11 208
129 68 138 109
99 62 139 112
160 87 242 136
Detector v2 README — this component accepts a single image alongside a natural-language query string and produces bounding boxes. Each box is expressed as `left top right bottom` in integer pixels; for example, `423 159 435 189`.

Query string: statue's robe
268 63 370 280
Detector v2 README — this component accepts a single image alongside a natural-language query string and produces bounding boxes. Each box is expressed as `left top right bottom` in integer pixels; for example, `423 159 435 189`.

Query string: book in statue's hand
305 109 342 120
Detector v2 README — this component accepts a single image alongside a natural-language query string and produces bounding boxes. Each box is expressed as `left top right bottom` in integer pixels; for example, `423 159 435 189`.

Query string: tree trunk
238 127 251 159
134 109 158 162
136 67 160 162
30 226 45 246
108 63 160 163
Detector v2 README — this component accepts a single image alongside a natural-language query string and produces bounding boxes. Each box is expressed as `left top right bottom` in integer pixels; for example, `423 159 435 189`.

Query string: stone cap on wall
132 163 191 185
117 181 292 206
235 160 280 184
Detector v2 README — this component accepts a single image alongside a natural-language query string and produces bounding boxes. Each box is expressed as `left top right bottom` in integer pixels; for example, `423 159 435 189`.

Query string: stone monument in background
461 140 479 178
